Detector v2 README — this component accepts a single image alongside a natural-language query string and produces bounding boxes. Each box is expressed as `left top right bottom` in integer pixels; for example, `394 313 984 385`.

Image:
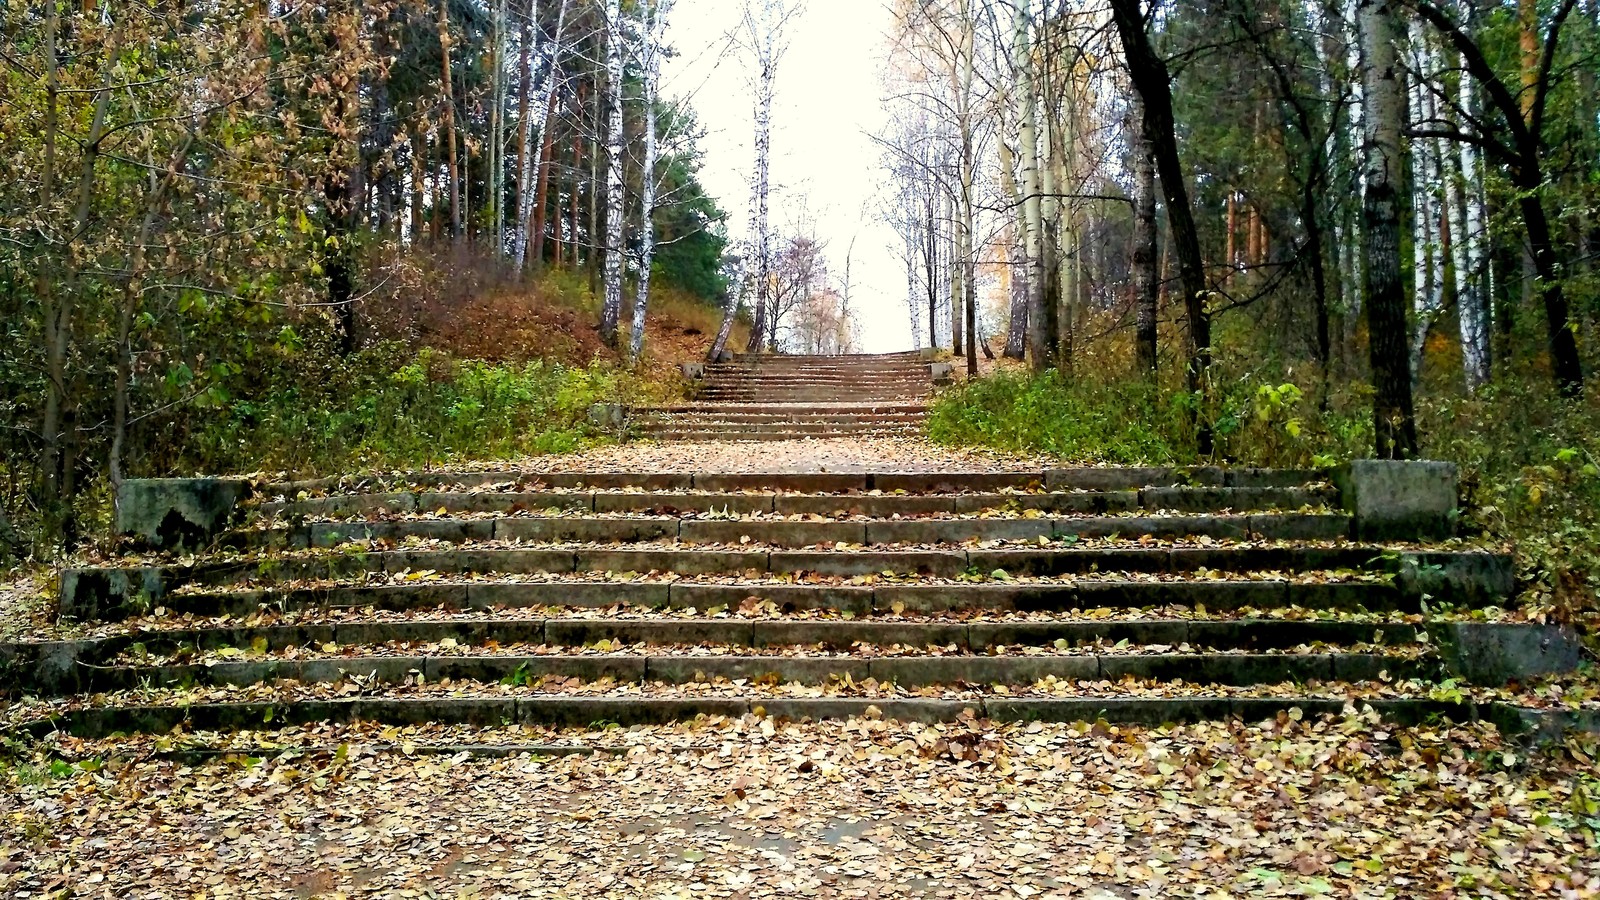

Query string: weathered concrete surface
587 403 628 430
1334 459 1458 540
58 566 167 621
1439 622 1583 686
117 478 254 551
1395 551 1516 606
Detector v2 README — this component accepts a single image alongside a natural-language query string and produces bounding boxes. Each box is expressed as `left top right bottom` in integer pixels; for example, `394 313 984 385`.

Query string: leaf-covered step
74 647 1433 694
256 485 1337 521
8 690 1490 740
115 577 1406 619
50 615 1425 663
260 466 1327 500
231 512 1354 551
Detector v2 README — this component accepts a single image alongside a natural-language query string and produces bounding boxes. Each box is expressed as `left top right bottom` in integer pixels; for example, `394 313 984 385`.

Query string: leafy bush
164 341 630 477
931 364 1600 619
927 367 1369 467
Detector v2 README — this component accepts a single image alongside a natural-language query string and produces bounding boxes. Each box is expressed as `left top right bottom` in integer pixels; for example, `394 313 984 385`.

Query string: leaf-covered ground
5 714 1599 898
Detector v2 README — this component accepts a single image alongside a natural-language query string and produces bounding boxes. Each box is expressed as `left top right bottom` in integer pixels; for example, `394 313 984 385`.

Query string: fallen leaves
4 715 1598 897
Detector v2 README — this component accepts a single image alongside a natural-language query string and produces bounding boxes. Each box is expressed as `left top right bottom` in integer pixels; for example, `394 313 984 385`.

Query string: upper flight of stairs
5 461 1576 749
633 351 934 441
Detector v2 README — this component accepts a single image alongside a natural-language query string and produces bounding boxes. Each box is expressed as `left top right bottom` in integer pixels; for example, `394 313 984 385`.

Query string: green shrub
163 342 629 476
931 365 1600 619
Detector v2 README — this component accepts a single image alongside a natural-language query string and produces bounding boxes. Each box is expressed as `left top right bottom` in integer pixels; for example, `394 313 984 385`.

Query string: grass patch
930 365 1600 621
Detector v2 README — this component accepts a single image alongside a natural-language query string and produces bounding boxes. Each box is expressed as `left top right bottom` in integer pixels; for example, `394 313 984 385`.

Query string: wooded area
882 0 1598 459
4 0 1600 574
2 0 735 552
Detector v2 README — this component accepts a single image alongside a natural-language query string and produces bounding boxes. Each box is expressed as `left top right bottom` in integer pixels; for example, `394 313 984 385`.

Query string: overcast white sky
661 0 915 352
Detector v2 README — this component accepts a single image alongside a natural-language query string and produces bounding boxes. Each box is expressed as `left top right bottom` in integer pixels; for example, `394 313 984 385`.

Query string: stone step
638 412 929 424
263 466 1324 497
257 485 1334 520
695 385 928 394
651 403 931 414
699 376 926 386
62 648 1434 694
72 570 1452 621
10 691 1491 740
633 422 922 435
634 428 922 441
227 512 1355 551
66 544 1507 597
37 616 1426 663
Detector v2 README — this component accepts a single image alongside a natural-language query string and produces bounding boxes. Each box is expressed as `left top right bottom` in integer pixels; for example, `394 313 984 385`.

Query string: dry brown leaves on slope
5 715 1599 898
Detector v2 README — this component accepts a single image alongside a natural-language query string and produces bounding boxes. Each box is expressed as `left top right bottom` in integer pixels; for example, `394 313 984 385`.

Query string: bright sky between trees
663 0 915 352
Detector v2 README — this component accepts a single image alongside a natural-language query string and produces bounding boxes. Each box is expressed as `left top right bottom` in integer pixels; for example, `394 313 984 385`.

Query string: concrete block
117 478 254 551
59 566 166 621
1333 459 1458 540
1395 551 1516 606
587 403 628 430
1439 622 1583 686
928 362 954 385
679 362 706 380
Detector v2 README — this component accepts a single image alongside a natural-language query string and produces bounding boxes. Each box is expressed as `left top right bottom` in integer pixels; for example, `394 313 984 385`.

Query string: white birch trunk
516 0 570 272
1456 73 1490 389
1343 0 1366 322
1015 0 1048 369
1407 21 1443 381
599 0 626 345
629 0 664 362
745 0 777 352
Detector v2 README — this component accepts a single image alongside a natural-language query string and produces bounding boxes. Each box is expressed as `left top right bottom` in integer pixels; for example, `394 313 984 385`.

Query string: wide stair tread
631 352 936 440
10 464 1535 740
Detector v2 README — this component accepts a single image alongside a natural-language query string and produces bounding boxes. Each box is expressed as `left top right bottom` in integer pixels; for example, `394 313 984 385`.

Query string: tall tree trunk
489 0 508 253
598 0 626 346
587 77 601 295
517 0 569 272
709 267 744 362
438 0 462 240
1358 0 1418 457
410 124 425 243
1015 2 1051 370
1039 95 1062 370
1455 71 1491 390
925 196 939 348
998 140 1029 360
531 90 559 269
1408 21 1445 386
1111 0 1213 452
745 0 776 353
948 190 963 355
629 0 663 363
513 4 537 270
1131 97 1158 374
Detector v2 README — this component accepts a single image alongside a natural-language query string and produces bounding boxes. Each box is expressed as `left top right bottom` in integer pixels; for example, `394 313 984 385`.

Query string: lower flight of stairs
633 351 933 441
5 464 1577 746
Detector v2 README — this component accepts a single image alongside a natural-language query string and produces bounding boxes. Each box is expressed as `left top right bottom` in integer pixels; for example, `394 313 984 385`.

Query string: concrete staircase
7 461 1582 746
633 352 934 441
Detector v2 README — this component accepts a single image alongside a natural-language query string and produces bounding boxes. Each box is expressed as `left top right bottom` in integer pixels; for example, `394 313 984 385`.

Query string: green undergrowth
927 368 1369 466
165 339 661 478
931 368 1600 622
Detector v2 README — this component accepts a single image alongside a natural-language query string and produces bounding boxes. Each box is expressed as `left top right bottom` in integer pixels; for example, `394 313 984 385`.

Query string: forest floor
6 715 1598 897
6 400 1600 896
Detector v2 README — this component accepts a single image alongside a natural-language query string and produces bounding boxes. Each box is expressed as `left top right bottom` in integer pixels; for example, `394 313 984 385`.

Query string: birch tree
515 0 571 272
629 0 668 363
598 0 627 346
741 0 795 352
1358 0 1418 457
